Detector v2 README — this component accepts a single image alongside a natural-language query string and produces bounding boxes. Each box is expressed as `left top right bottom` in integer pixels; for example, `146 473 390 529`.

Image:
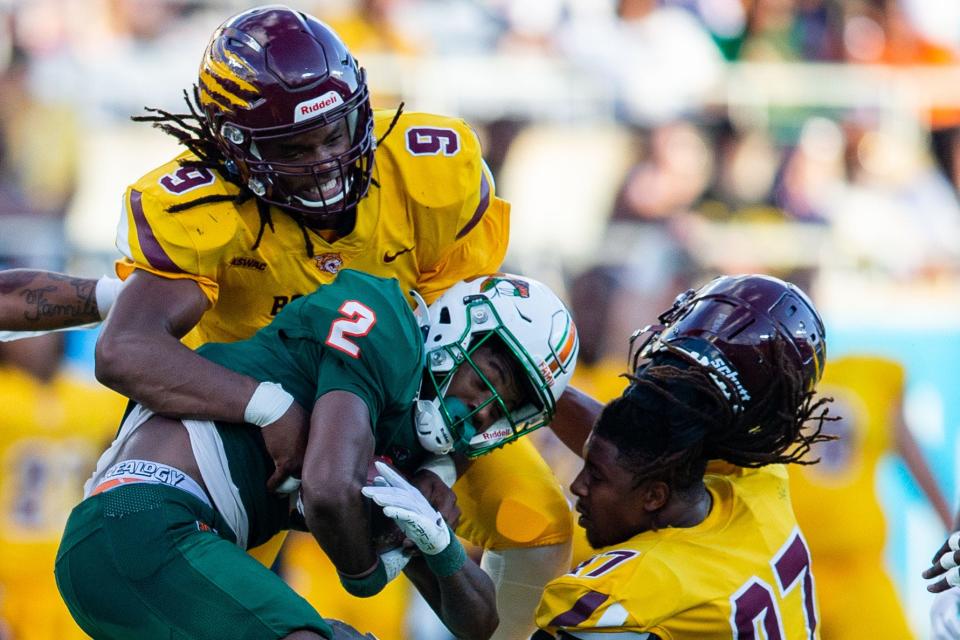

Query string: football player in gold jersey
0 6 583 636
535 274 832 639
0 333 126 639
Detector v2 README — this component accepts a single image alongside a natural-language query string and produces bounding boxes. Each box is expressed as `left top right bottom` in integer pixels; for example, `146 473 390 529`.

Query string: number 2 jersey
193 269 425 549
113 109 508 349
535 465 821 640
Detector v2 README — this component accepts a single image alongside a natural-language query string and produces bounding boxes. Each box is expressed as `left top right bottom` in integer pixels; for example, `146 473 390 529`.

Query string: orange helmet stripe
548 320 578 375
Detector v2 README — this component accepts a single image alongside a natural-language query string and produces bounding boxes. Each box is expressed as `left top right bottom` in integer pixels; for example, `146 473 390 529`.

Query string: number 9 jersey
113 109 509 349
111 108 571 561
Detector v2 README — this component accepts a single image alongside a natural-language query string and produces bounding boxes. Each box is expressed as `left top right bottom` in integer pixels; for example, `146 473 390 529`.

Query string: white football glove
932 587 960 639
361 460 451 555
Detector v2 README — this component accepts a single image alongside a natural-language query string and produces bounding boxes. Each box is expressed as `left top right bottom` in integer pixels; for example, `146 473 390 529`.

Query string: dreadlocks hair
131 86 288 252
596 340 836 494
132 87 406 258
700 338 837 469
593 364 725 498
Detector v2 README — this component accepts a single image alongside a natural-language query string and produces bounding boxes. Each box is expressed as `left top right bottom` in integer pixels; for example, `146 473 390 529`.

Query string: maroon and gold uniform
113 109 572 565
789 356 915 639
536 466 821 639
0 366 126 639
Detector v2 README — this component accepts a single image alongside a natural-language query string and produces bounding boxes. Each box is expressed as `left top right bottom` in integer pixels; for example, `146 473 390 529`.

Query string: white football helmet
415 273 579 457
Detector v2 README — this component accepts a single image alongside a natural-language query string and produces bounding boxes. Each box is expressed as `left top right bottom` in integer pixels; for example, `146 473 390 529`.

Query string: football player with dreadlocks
532 274 834 639
55 270 578 640
0 6 585 636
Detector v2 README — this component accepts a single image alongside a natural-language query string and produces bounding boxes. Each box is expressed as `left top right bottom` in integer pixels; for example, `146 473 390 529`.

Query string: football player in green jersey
55 271 578 640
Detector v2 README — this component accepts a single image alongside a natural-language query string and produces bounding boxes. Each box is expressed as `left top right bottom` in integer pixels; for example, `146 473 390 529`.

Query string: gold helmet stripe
199 70 256 109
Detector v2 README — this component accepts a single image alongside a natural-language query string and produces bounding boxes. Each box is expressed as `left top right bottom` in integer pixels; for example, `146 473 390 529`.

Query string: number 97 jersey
535 466 821 640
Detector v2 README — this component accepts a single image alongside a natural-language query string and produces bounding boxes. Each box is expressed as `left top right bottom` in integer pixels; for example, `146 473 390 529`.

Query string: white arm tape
0 323 100 342
95 275 124 320
380 547 411 582
417 455 457 488
949 531 960 551
244 381 295 428
948 566 960 588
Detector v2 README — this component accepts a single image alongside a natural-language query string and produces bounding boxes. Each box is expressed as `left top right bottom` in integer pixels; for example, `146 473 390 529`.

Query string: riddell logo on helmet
480 427 513 441
294 91 342 123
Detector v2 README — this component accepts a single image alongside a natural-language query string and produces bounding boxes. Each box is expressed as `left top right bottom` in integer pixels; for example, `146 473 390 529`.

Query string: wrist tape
424 527 467 578
244 381 294 428
95 276 124 320
417 455 457 488
338 558 389 598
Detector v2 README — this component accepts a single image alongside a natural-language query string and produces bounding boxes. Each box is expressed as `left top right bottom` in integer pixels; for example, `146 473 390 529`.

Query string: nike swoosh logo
383 246 414 263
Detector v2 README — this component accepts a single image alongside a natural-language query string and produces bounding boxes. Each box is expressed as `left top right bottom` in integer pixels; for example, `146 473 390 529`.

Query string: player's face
255 119 353 207
571 433 653 548
444 344 525 433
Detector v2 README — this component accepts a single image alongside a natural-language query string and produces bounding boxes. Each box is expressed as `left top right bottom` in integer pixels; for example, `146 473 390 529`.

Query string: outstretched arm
0 269 100 330
896 405 951 528
550 386 604 456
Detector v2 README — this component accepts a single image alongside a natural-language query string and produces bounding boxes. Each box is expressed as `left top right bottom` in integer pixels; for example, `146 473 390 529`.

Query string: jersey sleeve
536 549 682 636
382 112 510 304
113 157 240 305
417 158 510 304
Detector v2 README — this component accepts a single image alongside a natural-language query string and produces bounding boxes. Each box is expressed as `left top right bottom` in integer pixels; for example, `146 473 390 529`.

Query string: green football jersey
196 269 426 547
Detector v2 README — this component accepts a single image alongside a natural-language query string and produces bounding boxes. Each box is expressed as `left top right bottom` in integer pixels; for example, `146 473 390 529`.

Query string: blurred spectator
826 113 960 278
566 264 631 403
772 115 846 221
790 353 949 639
0 332 125 639
735 0 844 62
699 118 783 217
557 0 724 125
0 51 77 218
842 0 957 66
322 0 423 57
610 121 715 222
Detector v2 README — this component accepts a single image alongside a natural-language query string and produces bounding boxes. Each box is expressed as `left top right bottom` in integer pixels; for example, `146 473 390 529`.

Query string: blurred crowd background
1 0 960 638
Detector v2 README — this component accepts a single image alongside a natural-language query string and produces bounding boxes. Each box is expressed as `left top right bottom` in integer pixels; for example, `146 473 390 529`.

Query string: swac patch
479 276 530 298
315 252 343 274
229 256 267 271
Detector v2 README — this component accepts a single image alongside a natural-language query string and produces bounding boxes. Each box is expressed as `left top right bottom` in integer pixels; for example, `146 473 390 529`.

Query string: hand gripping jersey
536 466 821 640
114 110 508 348
194 270 425 548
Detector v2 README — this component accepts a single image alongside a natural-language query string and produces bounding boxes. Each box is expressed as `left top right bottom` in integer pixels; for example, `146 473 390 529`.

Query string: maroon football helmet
630 274 827 424
197 5 375 221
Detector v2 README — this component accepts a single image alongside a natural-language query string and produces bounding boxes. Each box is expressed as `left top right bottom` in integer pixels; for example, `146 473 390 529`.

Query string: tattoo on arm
1 271 100 328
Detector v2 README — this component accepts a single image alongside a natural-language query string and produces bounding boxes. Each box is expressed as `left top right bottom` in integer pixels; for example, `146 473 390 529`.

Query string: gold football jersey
789 355 900 557
536 466 821 639
0 367 126 639
114 109 509 348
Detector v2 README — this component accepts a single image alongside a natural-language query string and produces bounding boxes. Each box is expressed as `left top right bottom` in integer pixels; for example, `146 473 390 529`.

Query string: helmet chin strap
414 397 474 456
